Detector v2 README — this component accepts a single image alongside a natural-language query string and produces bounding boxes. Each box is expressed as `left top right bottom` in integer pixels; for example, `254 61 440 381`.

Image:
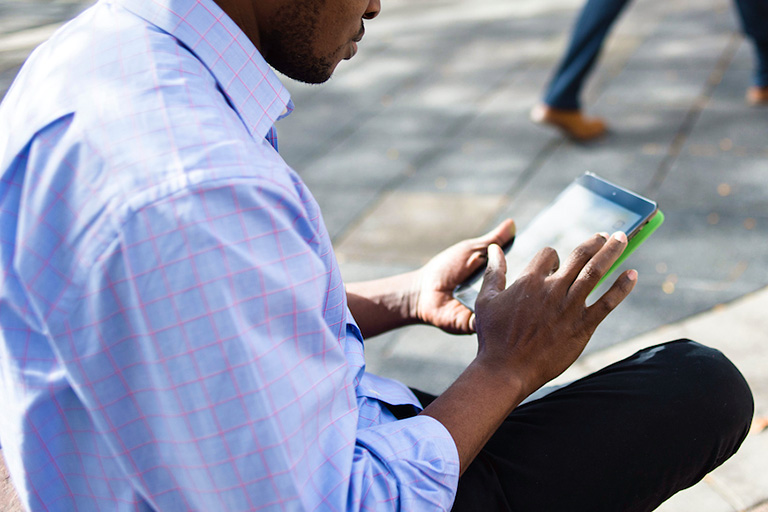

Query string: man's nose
363 0 381 20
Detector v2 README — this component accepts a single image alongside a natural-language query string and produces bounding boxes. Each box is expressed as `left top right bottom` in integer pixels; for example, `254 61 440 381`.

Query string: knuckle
599 293 619 311
580 263 602 282
570 245 590 262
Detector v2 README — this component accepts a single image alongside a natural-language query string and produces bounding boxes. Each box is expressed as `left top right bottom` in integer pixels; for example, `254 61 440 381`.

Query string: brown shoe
746 86 768 106
530 104 607 141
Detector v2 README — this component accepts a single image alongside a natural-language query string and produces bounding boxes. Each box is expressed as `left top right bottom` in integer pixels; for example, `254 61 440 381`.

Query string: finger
586 269 638 325
464 219 516 273
568 231 628 300
476 244 507 308
523 246 560 279
453 304 475 334
466 249 488 271
554 233 609 289
478 218 516 248
444 301 476 335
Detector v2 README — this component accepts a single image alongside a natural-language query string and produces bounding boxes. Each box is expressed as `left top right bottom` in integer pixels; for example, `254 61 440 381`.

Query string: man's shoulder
2 1 232 147
2 0 291 203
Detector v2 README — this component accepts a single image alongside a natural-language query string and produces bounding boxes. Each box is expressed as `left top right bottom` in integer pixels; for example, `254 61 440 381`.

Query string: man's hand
410 219 517 334
474 231 637 398
345 219 515 339
421 231 637 474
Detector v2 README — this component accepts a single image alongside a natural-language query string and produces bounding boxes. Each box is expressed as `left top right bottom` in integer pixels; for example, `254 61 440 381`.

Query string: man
531 0 768 140
0 0 753 510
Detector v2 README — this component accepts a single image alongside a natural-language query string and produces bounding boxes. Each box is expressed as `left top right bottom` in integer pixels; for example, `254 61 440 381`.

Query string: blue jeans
736 0 768 86
544 0 768 108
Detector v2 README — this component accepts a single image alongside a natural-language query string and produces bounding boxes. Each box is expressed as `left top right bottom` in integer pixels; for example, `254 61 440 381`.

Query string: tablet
454 172 662 310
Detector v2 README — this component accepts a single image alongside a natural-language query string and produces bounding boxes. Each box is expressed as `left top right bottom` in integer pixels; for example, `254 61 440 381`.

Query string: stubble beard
264 0 337 84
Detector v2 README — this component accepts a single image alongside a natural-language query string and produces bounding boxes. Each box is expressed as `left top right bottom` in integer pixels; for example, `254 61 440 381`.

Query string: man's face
262 0 381 84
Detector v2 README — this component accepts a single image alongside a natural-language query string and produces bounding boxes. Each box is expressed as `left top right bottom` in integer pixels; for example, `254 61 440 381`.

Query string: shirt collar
113 0 294 140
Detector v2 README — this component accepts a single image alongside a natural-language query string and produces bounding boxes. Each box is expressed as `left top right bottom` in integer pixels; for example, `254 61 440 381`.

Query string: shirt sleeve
55 175 460 510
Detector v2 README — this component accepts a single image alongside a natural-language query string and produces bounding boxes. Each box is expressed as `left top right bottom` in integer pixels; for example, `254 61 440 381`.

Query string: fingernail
510 221 516 237
612 231 628 243
469 314 477 332
598 232 609 240
627 269 638 281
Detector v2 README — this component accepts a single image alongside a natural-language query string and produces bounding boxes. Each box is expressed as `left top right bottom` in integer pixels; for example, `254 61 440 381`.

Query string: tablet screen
454 177 651 308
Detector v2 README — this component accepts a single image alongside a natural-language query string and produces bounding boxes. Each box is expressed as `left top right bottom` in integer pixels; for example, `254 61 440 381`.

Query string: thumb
481 218 516 247
477 244 507 305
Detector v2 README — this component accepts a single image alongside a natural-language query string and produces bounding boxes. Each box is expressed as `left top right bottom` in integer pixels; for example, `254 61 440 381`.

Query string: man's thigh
445 339 753 512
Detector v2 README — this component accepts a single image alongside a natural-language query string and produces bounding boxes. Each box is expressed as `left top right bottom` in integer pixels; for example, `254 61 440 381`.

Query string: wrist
404 269 426 324
472 351 533 402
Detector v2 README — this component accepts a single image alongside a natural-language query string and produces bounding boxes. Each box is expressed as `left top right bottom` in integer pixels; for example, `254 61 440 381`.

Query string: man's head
217 0 381 84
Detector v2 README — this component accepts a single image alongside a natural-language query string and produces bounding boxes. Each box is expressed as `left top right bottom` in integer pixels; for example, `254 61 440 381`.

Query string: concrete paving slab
334 191 506 266
659 155 768 215
366 325 472 394
729 38 757 72
649 209 767 282
704 428 768 510
689 109 768 157
305 185 384 241
600 68 715 108
0 0 89 35
656 479 736 512
279 0 578 171
399 74 559 194
628 12 737 72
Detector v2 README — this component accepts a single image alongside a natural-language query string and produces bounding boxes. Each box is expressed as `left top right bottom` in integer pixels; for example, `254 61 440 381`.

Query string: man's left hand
410 219 516 334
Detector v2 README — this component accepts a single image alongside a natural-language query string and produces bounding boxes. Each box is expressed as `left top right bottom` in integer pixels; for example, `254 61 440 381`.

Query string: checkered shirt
0 0 459 509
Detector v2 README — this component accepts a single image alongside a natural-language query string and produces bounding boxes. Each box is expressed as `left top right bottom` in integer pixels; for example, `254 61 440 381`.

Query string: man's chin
271 60 337 85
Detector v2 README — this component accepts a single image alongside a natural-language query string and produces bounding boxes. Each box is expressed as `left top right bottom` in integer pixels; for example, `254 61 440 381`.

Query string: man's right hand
421 232 637 475
474 231 637 399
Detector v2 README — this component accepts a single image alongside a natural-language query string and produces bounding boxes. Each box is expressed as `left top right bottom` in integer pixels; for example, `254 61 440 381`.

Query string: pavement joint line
646 32 743 197
704 473 749 512
290 16 517 171
494 136 563 214
327 58 555 246
747 500 768 512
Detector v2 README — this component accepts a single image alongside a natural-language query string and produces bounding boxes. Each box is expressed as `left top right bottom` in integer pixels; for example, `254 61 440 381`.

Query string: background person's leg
449 340 753 512
732 0 768 85
544 0 634 110
732 0 768 103
756 41 768 87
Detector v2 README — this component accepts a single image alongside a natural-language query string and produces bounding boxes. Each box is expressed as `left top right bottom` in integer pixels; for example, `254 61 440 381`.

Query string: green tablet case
595 209 665 290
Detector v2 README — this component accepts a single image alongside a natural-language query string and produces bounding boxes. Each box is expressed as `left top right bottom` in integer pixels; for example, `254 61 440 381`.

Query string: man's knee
638 339 754 444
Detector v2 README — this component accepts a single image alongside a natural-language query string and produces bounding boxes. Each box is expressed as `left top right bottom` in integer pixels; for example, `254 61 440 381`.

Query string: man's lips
346 28 365 60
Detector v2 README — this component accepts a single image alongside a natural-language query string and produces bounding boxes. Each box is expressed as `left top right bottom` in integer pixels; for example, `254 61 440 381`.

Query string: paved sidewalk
1 0 767 509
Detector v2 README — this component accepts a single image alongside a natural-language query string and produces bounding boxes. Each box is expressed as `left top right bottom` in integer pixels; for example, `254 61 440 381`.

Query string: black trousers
411 340 753 512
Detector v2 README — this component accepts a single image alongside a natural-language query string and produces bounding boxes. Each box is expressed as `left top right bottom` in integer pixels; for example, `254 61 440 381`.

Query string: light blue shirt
0 0 459 509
